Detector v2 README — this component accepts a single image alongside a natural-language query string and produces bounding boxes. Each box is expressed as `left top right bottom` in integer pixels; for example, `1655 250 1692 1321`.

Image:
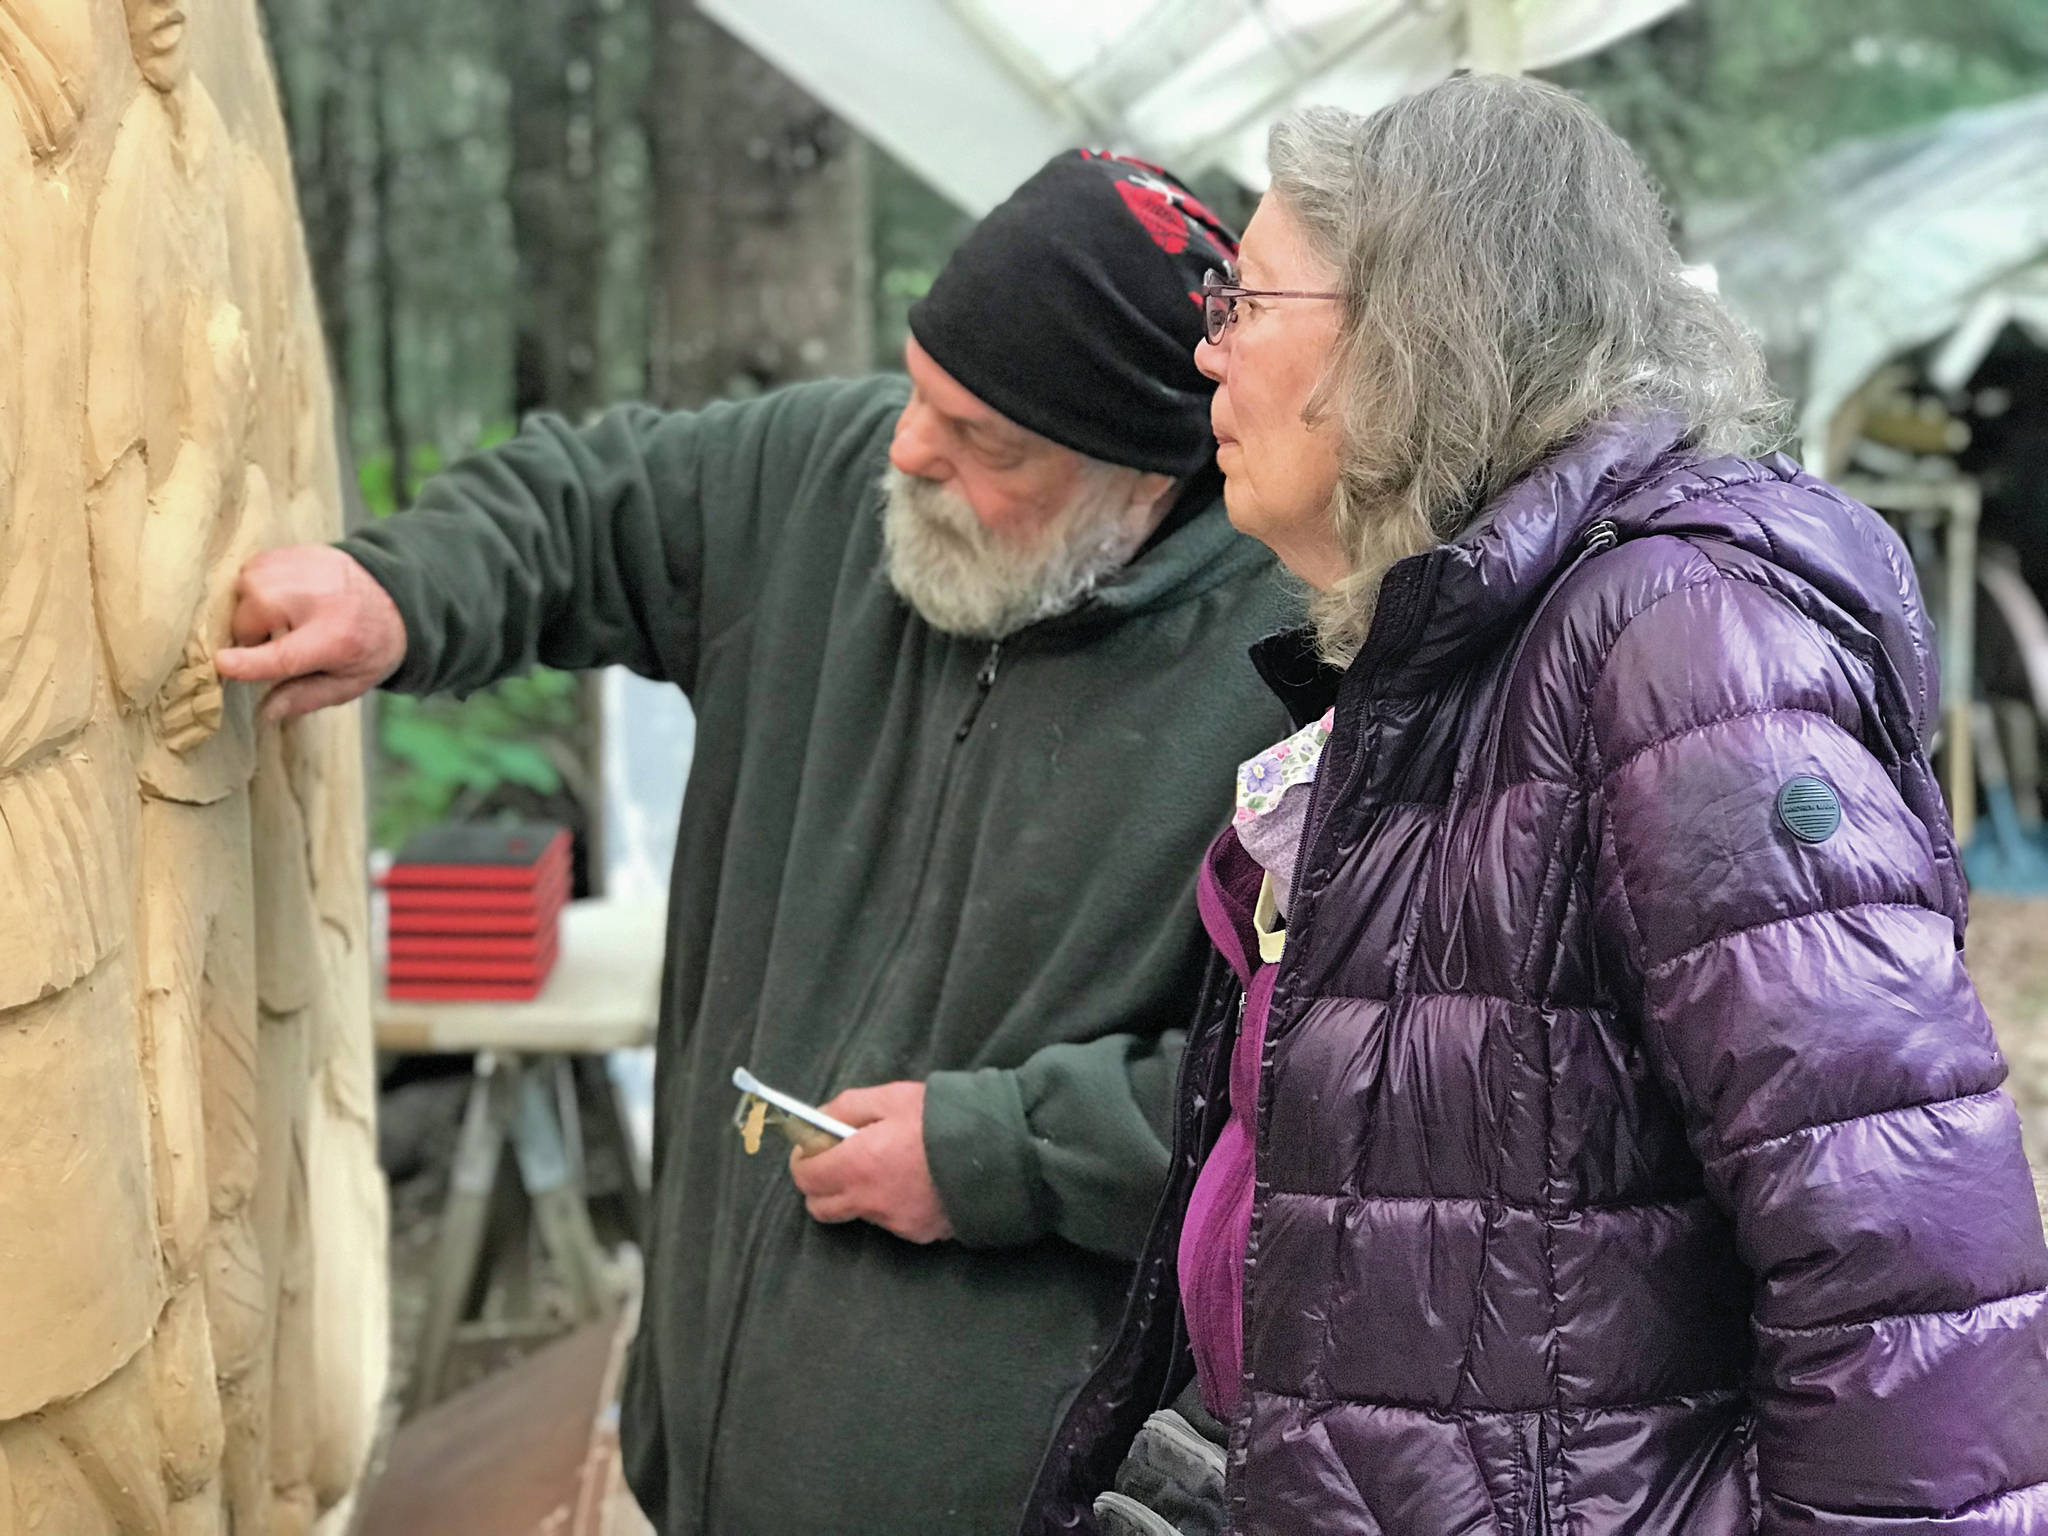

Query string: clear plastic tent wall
698 0 1686 213
1692 91 2048 471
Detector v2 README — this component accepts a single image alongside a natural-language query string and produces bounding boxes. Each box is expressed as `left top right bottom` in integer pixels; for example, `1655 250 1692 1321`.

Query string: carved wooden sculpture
0 3 386 1532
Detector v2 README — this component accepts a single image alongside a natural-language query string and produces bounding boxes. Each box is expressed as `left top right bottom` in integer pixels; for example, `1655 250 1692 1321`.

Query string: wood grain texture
0 2 386 1528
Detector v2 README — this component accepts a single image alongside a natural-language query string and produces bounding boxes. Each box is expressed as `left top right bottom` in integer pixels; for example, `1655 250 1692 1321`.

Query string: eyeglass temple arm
1217 285 1344 300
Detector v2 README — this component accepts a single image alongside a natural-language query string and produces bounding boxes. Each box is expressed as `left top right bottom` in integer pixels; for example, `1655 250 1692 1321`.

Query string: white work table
372 894 666 1415
373 896 666 1056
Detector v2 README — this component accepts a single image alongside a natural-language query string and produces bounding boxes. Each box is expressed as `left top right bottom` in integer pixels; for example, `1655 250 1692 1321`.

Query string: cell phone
731 1067 856 1156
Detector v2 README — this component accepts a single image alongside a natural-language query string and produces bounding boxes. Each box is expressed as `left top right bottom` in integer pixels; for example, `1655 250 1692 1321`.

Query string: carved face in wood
122 0 186 92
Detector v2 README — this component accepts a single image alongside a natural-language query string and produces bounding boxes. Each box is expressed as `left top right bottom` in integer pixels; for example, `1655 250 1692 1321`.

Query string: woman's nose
1194 334 1228 384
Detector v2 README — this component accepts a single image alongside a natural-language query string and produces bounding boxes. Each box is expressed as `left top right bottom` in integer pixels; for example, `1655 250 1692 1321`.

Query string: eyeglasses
1201 265 1343 346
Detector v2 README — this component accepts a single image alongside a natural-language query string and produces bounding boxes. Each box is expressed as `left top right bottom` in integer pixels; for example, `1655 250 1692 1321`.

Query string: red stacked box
383 823 571 1001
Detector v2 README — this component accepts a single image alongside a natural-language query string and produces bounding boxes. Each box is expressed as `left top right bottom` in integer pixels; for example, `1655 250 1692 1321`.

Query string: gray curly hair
1268 74 1780 663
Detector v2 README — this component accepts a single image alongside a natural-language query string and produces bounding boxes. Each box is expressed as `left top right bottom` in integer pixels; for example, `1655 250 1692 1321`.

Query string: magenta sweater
1179 827 1276 1419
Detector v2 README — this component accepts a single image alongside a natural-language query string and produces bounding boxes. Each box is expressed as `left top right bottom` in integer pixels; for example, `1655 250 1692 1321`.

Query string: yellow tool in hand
731 1066 855 1158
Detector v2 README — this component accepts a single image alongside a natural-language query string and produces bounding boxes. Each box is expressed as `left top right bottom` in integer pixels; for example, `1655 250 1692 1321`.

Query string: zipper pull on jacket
956 641 1003 741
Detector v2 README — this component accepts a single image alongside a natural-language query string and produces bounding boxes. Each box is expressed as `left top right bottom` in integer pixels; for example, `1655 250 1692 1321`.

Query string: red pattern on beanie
1117 180 1190 254
1086 150 1230 245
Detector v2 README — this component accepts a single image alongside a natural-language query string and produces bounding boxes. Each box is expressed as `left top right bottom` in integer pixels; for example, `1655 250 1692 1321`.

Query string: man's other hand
789 1081 955 1245
215 546 407 722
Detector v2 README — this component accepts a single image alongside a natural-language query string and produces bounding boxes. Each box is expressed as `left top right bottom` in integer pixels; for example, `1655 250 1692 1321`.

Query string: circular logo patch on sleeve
1776 775 1842 843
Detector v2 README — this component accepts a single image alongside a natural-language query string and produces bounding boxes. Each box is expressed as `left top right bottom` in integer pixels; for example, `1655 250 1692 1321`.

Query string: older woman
1024 76 2048 1536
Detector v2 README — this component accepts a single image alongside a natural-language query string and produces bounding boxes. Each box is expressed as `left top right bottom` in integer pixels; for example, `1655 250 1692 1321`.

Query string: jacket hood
1361 416 1941 743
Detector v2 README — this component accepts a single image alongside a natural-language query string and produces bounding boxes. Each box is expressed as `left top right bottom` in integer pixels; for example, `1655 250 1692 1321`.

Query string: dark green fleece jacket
340 375 1290 1534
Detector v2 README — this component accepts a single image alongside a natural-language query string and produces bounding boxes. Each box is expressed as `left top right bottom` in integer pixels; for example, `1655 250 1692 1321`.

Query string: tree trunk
306 0 355 391
502 0 606 420
643 0 873 410
253 0 354 450
368 31 409 500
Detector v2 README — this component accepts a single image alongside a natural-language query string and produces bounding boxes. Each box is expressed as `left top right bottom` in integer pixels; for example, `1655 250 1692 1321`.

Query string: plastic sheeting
1693 92 2048 472
698 0 1685 213
598 666 694 1167
601 666 695 907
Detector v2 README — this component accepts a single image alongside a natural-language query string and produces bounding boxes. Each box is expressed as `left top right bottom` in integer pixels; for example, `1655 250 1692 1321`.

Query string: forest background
248 0 2048 848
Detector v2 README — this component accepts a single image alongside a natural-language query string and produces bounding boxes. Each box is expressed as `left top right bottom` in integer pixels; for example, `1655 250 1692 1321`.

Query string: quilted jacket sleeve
1586 546 2048 1531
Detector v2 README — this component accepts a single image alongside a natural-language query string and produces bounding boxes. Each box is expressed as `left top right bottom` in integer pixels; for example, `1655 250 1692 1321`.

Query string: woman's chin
1221 491 1289 561
1220 492 1266 546
1225 504 1342 591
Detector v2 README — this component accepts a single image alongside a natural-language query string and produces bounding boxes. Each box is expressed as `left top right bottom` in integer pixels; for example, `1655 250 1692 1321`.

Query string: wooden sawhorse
374 898 665 1416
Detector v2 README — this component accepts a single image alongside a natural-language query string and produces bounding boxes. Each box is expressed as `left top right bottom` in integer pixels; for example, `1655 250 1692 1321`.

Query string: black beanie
908 151 1240 478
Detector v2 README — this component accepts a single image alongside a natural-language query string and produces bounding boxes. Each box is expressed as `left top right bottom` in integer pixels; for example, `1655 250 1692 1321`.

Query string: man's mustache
895 473 995 548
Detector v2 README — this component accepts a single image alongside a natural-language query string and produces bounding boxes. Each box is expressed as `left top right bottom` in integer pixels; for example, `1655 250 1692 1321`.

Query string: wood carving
0 4 387 1532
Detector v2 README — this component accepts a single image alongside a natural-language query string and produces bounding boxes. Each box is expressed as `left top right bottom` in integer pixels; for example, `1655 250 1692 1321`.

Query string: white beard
880 465 1153 640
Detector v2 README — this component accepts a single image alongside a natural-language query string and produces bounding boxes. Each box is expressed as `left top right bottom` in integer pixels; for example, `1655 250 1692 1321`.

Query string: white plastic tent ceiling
697 0 1688 213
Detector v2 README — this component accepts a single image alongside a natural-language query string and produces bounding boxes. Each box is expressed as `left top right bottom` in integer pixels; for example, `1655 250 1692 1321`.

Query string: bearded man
217 152 1288 1534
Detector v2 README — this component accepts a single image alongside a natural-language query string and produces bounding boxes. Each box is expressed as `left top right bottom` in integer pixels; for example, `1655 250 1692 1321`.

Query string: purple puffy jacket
1025 418 2048 1534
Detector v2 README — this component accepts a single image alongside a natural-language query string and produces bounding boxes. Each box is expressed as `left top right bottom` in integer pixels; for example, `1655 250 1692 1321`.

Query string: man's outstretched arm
219 403 701 712
218 380 897 714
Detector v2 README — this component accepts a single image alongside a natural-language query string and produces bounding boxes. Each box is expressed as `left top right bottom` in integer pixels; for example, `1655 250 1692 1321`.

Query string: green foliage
358 420 569 854
372 667 582 851
356 444 432 519
356 422 515 517
350 377 581 846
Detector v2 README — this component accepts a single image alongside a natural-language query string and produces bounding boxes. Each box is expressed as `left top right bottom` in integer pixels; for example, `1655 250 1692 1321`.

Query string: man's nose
889 406 950 482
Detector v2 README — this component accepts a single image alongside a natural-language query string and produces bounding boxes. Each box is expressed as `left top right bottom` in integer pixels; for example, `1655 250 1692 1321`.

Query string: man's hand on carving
215 545 407 722
788 1081 956 1245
